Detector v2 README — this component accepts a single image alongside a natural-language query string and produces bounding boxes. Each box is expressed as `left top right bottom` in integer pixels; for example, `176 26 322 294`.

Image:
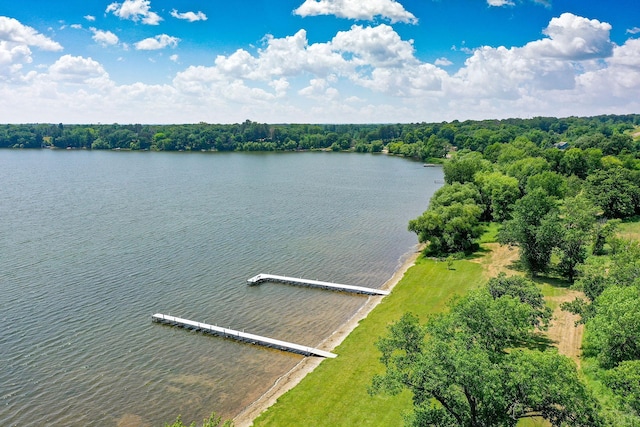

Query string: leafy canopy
371 277 602 427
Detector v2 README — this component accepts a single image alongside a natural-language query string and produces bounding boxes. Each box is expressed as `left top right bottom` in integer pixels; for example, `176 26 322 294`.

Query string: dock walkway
151 313 337 358
247 273 389 296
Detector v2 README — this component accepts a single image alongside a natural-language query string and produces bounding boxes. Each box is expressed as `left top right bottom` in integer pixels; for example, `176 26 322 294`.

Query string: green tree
474 171 520 221
429 182 482 209
525 171 567 199
499 189 561 276
487 273 552 329
556 195 597 282
585 168 640 219
591 219 620 255
503 156 549 192
371 285 602 427
603 360 640 415
561 148 589 178
443 151 490 184
585 285 640 368
408 202 483 255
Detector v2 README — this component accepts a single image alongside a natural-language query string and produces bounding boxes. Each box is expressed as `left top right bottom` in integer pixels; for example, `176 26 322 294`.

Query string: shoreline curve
232 245 423 426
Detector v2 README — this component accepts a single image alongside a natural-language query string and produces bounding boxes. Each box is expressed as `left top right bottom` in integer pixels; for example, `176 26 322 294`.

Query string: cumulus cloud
91 28 119 47
294 0 417 24
524 13 613 60
1 12 639 125
135 34 179 50
48 54 110 85
170 9 207 22
106 0 162 25
0 16 63 51
627 27 640 35
169 54 179 62
84 15 96 22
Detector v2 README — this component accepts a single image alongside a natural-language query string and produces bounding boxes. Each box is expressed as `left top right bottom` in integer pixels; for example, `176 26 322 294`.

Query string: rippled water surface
0 150 442 426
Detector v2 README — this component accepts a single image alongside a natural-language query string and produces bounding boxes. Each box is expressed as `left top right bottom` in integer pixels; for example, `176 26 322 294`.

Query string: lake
0 150 442 426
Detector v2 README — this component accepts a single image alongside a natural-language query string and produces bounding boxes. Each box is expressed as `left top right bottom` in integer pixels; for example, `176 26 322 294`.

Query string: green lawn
252 257 484 427
618 217 640 242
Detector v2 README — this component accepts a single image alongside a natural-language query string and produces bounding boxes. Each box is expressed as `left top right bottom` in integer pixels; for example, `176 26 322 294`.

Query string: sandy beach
233 247 423 427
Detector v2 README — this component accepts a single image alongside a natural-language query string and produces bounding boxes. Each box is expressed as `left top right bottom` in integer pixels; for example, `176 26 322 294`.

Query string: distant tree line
1 115 639 163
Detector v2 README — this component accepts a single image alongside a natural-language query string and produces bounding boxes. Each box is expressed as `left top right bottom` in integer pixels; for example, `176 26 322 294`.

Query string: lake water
0 150 442 426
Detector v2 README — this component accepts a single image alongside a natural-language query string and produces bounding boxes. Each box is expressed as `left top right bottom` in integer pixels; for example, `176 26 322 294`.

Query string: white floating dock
247 273 389 296
152 313 337 358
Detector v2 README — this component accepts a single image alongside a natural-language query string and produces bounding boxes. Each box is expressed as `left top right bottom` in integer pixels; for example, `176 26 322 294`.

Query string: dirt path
545 290 585 367
473 243 584 365
470 242 519 279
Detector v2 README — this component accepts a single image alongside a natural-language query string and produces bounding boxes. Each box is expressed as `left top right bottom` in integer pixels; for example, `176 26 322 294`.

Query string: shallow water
0 150 442 426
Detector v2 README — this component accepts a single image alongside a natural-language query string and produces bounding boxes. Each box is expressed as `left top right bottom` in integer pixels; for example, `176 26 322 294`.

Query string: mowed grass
618 216 640 241
252 257 485 427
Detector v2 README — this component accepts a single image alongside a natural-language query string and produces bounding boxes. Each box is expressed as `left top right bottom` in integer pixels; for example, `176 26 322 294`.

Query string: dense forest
380 114 640 426
1 115 639 161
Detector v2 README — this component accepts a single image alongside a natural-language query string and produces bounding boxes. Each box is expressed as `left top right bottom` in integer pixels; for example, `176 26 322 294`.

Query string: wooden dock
151 313 337 358
247 273 389 296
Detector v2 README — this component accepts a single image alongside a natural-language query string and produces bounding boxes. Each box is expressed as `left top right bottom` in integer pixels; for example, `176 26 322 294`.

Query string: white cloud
0 16 63 51
48 54 110 86
71 24 83 30
294 0 417 24
524 13 613 60
435 57 453 66
487 0 549 6
170 9 207 22
135 34 179 50
90 28 119 47
487 0 515 6
1 13 639 125
106 0 162 25
627 27 640 35
84 15 96 22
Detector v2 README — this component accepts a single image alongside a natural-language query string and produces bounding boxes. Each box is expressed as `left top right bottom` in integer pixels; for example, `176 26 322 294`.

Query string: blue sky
1 0 639 123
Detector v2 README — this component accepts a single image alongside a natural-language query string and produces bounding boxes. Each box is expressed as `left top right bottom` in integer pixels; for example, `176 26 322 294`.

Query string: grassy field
618 216 640 241
252 256 485 426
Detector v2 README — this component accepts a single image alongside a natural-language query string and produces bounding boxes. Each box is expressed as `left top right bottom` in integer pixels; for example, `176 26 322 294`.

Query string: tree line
1 115 639 160
385 115 640 426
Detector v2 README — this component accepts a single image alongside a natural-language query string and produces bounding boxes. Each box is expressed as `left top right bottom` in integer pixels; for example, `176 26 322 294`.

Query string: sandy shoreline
233 246 423 427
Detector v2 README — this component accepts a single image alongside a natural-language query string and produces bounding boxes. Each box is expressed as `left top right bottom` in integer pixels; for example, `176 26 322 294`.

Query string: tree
443 151 490 184
487 273 551 329
525 171 566 199
408 202 483 255
560 148 589 178
503 157 549 192
603 360 640 415
556 195 597 282
585 168 640 219
429 182 482 209
499 189 561 275
584 285 640 368
474 171 520 221
591 219 620 255
371 284 602 427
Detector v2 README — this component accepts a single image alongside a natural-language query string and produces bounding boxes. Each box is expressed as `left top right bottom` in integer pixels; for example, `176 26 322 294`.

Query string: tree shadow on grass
530 275 572 289
519 332 557 352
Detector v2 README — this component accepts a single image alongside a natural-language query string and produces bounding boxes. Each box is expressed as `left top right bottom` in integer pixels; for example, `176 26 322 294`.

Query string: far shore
232 246 423 427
